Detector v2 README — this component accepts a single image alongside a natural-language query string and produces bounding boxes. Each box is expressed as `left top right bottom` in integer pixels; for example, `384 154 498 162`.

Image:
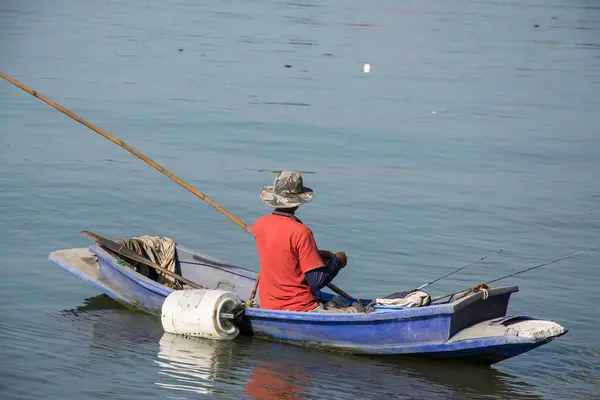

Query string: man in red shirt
251 171 353 312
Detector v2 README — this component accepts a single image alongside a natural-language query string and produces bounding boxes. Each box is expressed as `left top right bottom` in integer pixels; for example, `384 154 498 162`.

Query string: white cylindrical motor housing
161 289 242 340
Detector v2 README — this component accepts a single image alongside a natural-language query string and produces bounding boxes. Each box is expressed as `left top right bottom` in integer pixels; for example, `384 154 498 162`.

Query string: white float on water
161 289 242 340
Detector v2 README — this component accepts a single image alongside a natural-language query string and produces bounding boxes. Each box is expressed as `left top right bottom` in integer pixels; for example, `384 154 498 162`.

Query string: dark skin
274 207 348 268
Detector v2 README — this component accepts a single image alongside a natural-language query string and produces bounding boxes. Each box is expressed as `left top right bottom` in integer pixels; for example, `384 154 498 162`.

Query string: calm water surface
1 0 599 399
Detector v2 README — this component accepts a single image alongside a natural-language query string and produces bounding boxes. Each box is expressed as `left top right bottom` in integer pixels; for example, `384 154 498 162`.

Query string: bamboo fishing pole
0 72 353 302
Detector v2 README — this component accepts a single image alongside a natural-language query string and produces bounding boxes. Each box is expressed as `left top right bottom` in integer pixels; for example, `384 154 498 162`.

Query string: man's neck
274 208 296 216
272 207 302 224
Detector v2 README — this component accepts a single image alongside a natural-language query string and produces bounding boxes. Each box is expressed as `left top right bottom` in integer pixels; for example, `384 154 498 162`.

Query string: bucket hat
260 171 315 208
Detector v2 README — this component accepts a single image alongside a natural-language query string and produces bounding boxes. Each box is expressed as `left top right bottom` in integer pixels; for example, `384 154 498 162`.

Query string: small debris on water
432 111 436 114
323 53 333 56
534 25 540 28
104 158 129 164
363 63 371 73
178 48 183 52
284 64 292 68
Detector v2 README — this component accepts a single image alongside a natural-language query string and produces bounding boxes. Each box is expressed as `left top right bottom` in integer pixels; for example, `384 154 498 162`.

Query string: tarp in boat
117 236 182 289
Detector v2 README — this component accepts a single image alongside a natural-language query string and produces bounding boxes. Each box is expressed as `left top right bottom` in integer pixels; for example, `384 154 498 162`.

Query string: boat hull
48 245 566 364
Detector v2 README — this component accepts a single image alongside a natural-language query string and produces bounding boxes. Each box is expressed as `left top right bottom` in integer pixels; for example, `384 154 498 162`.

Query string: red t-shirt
251 213 324 311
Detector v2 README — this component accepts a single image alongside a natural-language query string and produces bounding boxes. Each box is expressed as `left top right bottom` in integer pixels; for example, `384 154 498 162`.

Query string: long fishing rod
433 245 600 302
0 71 355 302
485 245 600 285
417 248 504 290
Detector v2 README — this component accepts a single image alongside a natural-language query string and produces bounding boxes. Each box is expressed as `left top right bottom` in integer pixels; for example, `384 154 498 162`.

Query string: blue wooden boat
49 242 567 365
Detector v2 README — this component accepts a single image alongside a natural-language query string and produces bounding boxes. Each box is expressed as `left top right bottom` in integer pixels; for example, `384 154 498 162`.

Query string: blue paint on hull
48 244 567 364
95 245 173 312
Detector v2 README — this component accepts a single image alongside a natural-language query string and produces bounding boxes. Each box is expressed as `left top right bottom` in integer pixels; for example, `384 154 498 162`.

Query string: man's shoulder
251 215 270 232
287 218 313 238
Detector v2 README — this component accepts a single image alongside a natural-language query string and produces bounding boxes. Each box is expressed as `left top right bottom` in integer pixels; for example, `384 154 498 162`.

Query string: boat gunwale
243 286 517 322
91 244 175 297
54 245 519 324
90 245 458 321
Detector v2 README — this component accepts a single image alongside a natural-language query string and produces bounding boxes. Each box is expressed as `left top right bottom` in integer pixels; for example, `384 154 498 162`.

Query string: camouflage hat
260 171 315 208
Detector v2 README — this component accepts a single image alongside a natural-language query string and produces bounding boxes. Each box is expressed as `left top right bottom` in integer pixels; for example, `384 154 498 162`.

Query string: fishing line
432 245 600 302
485 245 600 285
417 248 504 290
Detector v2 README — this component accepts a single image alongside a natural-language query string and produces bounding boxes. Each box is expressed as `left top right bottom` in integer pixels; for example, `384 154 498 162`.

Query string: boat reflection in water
66 295 544 399
155 333 310 399
152 331 544 400
155 333 236 396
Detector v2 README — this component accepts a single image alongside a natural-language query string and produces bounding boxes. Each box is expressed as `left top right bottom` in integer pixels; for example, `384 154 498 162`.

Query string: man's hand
335 251 348 268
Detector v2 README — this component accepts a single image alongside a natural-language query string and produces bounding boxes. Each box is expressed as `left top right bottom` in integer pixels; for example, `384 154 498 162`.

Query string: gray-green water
1 0 599 398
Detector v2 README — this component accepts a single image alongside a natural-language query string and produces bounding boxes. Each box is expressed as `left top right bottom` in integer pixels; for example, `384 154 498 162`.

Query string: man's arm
318 249 334 260
296 227 348 291
305 252 347 291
